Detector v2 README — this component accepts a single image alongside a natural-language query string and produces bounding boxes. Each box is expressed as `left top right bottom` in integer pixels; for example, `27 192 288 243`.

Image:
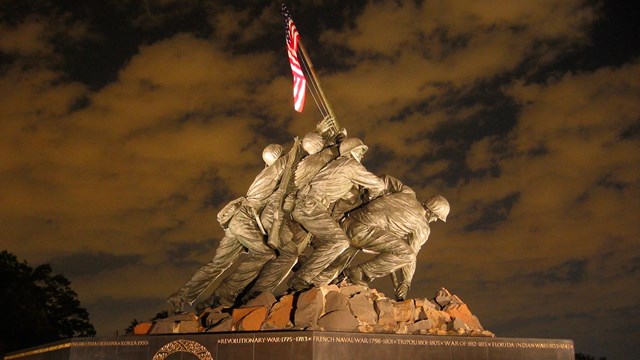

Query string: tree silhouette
0 250 96 356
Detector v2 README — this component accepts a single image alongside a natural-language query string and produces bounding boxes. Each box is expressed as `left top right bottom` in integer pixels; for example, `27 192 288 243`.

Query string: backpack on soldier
217 197 245 228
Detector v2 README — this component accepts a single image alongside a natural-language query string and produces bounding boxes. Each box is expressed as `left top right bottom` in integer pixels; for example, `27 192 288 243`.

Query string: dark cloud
50 252 141 278
86 296 166 336
529 259 589 286
623 257 640 275
619 119 640 140
166 238 219 268
464 192 520 232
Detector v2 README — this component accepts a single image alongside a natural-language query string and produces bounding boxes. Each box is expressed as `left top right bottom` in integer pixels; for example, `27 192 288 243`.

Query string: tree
0 250 96 356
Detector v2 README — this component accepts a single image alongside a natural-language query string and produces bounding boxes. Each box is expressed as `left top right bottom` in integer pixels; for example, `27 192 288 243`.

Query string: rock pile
133 284 493 337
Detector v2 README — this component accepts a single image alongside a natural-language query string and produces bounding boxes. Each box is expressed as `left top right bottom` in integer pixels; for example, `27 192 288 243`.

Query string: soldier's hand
283 194 295 212
316 116 335 134
333 128 347 143
395 283 410 301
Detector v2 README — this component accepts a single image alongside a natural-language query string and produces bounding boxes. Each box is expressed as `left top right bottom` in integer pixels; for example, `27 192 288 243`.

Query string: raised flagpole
282 3 341 131
297 41 341 130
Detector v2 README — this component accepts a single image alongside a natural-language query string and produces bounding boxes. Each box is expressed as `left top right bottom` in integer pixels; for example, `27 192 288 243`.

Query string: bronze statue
194 132 339 308
287 138 386 291
333 176 449 300
166 145 287 313
167 128 450 312
244 132 340 296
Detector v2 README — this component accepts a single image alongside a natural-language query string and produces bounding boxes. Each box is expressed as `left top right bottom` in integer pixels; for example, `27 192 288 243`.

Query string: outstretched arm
382 175 415 195
349 160 386 198
396 226 430 300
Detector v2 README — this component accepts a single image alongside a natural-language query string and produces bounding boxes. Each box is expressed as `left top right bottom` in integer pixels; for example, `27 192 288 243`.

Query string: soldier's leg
248 244 297 294
212 250 275 306
248 217 312 295
314 247 359 286
223 220 304 305
168 230 244 312
348 229 414 281
289 200 351 287
211 207 276 305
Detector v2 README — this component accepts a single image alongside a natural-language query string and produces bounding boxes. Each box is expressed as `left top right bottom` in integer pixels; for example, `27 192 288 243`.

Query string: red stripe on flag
283 6 306 112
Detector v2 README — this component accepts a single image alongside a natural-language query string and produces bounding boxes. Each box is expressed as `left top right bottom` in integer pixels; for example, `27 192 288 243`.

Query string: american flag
282 3 306 112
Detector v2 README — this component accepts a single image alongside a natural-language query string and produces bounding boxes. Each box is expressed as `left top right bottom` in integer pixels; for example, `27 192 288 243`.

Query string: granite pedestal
4 331 574 360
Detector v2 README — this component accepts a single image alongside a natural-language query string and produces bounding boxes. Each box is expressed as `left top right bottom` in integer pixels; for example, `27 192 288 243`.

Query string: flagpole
297 40 341 131
282 2 341 131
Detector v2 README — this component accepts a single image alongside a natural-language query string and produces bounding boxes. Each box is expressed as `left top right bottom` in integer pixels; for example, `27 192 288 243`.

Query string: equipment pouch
217 197 245 228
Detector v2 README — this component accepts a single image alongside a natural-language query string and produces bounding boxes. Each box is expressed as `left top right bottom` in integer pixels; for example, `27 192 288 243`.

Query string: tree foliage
0 250 96 355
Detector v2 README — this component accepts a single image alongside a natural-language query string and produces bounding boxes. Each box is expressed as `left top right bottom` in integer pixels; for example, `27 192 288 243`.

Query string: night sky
1 1 639 358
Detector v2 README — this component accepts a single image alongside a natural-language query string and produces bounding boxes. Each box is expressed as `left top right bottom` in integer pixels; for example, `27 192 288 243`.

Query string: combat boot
166 292 187 315
345 265 368 286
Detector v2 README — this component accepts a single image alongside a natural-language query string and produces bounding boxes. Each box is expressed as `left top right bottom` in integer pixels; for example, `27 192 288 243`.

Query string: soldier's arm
331 186 364 220
410 224 431 253
382 175 415 195
293 147 338 189
398 225 431 298
244 156 287 208
395 255 416 301
348 160 386 198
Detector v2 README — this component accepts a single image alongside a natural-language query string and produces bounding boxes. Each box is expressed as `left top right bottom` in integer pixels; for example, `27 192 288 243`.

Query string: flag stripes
282 3 307 112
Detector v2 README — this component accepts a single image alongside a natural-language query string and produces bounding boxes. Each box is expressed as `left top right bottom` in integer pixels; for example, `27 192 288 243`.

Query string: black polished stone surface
4 331 574 360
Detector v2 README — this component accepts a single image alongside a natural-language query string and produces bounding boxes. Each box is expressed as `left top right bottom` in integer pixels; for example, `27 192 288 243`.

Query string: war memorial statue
167 116 450 313
157 1 489 339
160 118 456 331
163 0 456 324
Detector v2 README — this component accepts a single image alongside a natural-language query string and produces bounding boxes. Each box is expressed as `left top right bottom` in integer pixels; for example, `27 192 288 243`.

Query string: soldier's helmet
423 195 450 222
262 144 284 166
339 138 368 157
302 132 324 155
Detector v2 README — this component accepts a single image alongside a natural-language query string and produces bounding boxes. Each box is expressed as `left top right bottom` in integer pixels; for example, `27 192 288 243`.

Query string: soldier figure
244 132 337 296
166 144 287 313
198 132 341 307
167 116 449 311
327 178 449 300
288 138 386 290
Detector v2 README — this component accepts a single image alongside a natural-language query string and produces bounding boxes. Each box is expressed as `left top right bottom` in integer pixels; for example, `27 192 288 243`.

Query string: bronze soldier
323 177 449 300
166 145 286 313
288 138 386 290
198 132 340 307
244 132 344 296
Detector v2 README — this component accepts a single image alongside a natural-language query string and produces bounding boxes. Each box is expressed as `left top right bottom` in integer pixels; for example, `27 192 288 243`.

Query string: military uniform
289 156 385 288
317 176 431 289
241 146 340 296
168 156 286 310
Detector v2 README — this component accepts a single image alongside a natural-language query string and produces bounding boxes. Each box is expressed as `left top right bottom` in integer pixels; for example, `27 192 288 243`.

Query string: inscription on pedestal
4 331 574 360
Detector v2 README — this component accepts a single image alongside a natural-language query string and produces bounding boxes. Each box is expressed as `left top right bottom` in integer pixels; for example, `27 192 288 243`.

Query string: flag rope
299 48 329 119
297 40 339 129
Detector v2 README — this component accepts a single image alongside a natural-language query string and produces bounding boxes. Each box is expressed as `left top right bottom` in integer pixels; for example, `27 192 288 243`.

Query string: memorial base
4 331 574 360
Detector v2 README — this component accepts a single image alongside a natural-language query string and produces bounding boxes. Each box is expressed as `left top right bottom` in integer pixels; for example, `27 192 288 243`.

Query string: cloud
50 251 141 278
0 19 52 55
208 4 280 47
313 0 599 186
0 13 92 59
0 32 287 263
419 62 640 357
